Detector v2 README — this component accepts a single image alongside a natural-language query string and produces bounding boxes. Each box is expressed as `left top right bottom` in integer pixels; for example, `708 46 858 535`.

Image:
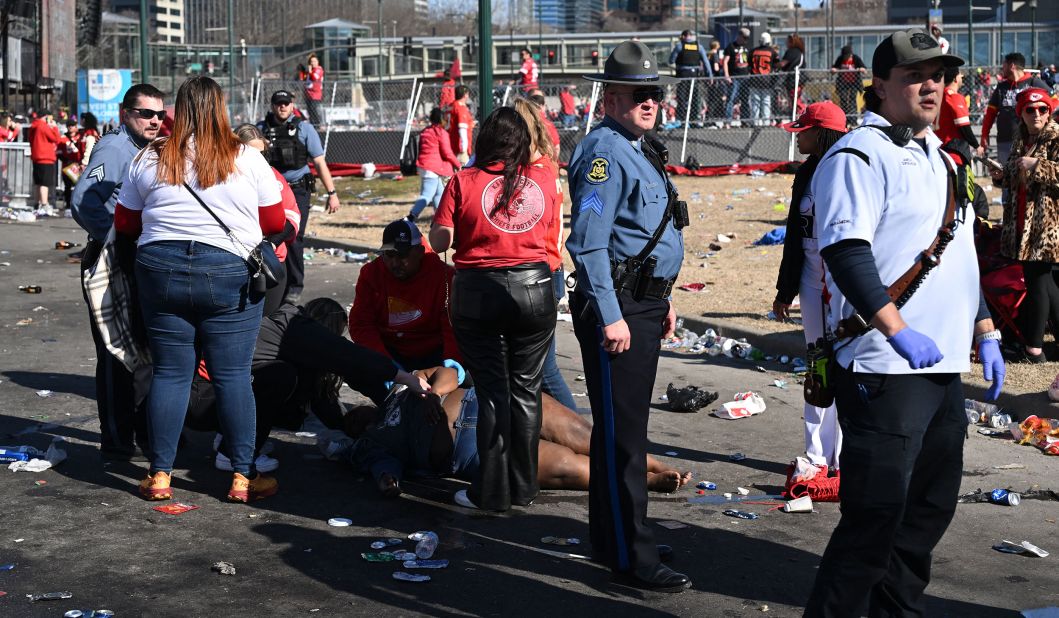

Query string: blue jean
409 168 446 219
451 388 481 479
136 240 264 476
541 268 577 411
726 79 743 119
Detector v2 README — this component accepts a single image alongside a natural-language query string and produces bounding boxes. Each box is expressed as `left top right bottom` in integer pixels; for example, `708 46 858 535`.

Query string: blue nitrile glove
887 327 944 370
443 359 466 386
979 339 1005 401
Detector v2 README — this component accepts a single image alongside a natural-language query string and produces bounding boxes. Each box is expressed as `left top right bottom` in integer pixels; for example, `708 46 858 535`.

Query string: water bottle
0 446 41 463
411 531 439 559
964 399 1000 424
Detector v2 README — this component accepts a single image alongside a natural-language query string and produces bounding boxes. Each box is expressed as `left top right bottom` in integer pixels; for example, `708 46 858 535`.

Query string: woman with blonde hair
115 76 286 503
512 97 577 411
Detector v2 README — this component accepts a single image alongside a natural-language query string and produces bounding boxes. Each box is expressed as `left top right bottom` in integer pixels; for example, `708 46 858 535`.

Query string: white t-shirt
117 142 282 259
813 111 979 375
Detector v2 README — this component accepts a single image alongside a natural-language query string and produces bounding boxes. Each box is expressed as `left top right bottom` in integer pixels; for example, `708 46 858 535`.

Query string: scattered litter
33 479 46 486
32 306 48 312
571 392 588 397
1021 608 1059 618
211 561 237 575
35 390 53 398
708 242 724 251
7 440 67 472
723 492 733 499
574 375 585 382
666 383 719 412
392 571 431 583
713 392 766 420
1011 416 1059 456
677 282 707 293
696 481 717 490
753 228 785 246
27 591 73 602
403 559 449 569
993 540 1049 558
328 517 353 527
664 451 679 457
361 552 396 562
13 539 23 543
784 496 814 513
153 502 199 515
54 241 79 250
15 318 33 326
729 452 747 461
393 551 417 561
696 489 705 495
18 285 42 294
773 380 788 389
716 234 731 243
989 489 1021 506
344 252 370 263
978 427 1009 436
0 564 13 571
295 431 317 438
370 538 403 549
657 520 688 530
737 487 751 496
409 531 439 559
541 536 580 546
755 366 767 373
722 509 759 520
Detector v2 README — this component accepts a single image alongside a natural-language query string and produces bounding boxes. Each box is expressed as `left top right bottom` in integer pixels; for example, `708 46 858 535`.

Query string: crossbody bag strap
834 151 962 339
182 182 234 236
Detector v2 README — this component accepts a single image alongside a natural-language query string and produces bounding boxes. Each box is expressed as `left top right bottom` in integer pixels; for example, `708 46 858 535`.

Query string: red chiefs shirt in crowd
439 79 456 110
271 167 300 263
540 110 561 153
0 123 20 142
29 118 60 163
560 90 576 116
416 124 461 177
449 100 475 155
305 65 324 101
519 58 539 89
58 133 81 166
532 156 564 272
435 162 559 269
348 252 461 363
936 88 971 145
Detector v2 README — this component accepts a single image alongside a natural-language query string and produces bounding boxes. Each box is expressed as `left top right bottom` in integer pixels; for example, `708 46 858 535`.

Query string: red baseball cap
1015 87 1057 118
781 101 848 133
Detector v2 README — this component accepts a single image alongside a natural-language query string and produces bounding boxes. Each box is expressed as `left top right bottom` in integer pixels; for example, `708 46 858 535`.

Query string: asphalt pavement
0 217 1055 617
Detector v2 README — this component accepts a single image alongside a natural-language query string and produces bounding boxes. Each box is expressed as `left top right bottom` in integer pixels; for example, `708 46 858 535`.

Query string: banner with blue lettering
77 69 134 125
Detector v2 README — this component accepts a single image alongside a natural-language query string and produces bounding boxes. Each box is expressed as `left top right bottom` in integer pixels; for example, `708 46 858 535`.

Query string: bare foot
378 473 402 498
647 470 682 493
677 471 693 488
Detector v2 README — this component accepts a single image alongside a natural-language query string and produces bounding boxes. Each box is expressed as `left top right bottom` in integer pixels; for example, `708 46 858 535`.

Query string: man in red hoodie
349 219 462 373
30 109 61 209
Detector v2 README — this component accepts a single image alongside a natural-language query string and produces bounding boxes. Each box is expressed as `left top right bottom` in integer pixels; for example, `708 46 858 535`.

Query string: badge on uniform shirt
579 189 604 217
586 157 610 184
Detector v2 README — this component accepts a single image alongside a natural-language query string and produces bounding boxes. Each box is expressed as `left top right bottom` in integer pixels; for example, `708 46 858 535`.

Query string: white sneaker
215 451 279 473
454 489 479 509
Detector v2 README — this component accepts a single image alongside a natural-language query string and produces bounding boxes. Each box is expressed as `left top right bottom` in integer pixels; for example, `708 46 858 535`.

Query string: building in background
111 0 184 43
537 0 604 33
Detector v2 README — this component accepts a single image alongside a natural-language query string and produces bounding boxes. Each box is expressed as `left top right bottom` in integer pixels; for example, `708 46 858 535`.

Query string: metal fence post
680 78 695 166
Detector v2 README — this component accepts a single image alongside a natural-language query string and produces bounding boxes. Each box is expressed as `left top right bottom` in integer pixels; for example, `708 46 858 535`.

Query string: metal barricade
0 142 33 209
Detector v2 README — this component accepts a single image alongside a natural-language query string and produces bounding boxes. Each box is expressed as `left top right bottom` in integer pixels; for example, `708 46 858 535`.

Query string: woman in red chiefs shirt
430 107 560 512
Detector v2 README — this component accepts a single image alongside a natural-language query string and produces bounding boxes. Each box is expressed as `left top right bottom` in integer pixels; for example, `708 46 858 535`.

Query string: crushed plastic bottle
732 188 752 196
370 538 403 549
409 531 439 559
393 571 431 582
749 170 766 177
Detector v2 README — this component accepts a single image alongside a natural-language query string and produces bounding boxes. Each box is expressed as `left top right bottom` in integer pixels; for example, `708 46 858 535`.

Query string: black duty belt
614 270 674 300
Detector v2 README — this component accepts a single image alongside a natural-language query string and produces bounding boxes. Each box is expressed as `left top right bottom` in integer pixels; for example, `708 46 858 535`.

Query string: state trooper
668 30 712 126
257 90 341 303
71 82 166 462
566 41 690 593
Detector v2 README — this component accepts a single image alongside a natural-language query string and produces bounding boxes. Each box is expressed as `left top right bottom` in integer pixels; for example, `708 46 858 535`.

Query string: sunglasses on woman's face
1023 105 1051 116
128 108 167 121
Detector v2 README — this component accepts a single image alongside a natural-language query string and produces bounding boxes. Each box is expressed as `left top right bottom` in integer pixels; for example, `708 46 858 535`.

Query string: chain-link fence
234 66 1014 170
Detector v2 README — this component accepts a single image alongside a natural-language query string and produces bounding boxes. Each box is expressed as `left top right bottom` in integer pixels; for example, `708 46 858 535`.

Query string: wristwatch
974 330 1002 345
327 189 336 196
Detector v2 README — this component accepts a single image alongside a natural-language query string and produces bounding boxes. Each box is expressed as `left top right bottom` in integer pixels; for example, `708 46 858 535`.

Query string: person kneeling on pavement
339 366 693 501
187 298 431 474
348 219 463 373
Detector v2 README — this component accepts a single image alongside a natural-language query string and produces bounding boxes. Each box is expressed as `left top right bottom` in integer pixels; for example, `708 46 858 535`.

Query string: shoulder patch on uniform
585 157 610 184
87 164 106 183
579 190 605 216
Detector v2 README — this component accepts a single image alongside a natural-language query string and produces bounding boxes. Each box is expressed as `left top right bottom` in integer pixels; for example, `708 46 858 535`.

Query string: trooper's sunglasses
630 87 665 104
127 108 167 121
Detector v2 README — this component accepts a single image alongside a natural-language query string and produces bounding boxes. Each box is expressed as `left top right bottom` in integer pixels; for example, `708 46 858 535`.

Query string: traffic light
548 49 556 64
590 50 599 66
222 60 229 73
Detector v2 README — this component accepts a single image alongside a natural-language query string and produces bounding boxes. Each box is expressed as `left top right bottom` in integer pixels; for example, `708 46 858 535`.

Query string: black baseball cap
873 28 963 76
270 90 294 105
379 219 423 254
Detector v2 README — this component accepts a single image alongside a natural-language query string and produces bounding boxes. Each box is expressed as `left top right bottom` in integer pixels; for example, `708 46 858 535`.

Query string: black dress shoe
613 563 692 593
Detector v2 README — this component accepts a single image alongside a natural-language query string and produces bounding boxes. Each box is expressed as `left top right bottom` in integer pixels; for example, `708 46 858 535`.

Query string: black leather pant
450 263 556 511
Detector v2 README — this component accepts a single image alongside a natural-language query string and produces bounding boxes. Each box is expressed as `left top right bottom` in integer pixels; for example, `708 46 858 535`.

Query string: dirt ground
314 170 1059 397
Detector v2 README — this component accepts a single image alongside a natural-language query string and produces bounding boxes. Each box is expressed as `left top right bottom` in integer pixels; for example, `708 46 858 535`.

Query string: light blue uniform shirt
566 116 684 326
255 117 325 184
71 125 148 242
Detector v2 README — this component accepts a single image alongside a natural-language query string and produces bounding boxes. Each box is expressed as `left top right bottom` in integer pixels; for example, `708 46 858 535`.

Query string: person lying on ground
189 298 431 472
341 366 693 498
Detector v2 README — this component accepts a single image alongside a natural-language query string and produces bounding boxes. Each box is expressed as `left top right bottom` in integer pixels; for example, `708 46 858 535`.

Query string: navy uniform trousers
804 364 966 618
571 289 667 572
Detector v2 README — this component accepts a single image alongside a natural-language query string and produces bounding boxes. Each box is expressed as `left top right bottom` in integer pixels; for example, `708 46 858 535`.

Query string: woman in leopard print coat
991 87 1059 363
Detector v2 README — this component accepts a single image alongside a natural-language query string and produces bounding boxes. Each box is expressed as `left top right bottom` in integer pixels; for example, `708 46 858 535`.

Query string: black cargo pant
450 263 556 511
571 290 667 573
804 364 966 618
80 239 151 457
285 181 312 296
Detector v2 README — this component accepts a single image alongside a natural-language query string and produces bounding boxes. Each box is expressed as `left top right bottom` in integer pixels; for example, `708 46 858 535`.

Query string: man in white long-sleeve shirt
448 85 475 165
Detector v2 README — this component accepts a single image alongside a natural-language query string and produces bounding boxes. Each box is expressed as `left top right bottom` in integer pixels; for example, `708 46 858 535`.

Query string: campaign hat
583 41 677 86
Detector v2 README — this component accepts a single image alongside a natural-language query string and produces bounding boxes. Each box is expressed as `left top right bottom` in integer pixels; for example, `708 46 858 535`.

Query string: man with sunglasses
566 41 688 593
71 82 166 463
803 30 1004 616
258 89 341 304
